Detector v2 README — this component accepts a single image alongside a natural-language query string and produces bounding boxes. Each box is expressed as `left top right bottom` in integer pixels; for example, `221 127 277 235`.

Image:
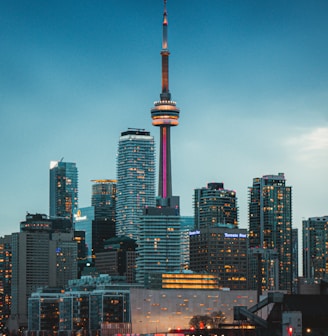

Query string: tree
189 315 214 329
211 311 226 327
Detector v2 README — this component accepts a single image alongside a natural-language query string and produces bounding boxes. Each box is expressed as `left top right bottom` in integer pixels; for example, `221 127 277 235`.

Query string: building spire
160 0 170 101
151 0 180 201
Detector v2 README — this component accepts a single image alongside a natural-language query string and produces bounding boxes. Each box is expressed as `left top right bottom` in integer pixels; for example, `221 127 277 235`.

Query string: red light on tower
288 326 293 335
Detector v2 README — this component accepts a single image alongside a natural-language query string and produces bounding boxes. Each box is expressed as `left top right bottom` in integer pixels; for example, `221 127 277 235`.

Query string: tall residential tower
116 129 156 240
194 182 238 230
248 173 293 293
303 216 328 280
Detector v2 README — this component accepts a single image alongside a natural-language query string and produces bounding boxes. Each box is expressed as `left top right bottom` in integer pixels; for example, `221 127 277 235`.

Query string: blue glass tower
49 160 78 220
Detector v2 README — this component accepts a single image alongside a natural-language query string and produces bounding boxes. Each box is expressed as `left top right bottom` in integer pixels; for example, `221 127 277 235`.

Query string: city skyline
1 0 328 237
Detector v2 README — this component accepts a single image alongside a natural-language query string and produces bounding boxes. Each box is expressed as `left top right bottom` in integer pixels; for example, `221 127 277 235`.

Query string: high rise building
291 228 299 293
73 206 95 261
91 179 117 251
137 208 181 284
49 160 78 220
0 235 12 332
302 216 328 280
116 129 156 240
180 216 194 269
136 0 181 284
194 182 238 230
189 227 248 290
96 236 137 283
10 214 78 331
91 179 116 222
248 173 293 293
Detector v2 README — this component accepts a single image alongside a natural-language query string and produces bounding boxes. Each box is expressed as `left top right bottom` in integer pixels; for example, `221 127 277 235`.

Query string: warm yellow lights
152 115 178 120
152 119 179 126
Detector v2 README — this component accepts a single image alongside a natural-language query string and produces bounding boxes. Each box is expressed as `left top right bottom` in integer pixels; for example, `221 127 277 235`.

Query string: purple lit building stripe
162 127 167 198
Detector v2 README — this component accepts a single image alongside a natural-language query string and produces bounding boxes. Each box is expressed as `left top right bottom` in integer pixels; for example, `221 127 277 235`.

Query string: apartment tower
116 129 156 240
248 173 292 293
194 182 238 230
303 216 328 280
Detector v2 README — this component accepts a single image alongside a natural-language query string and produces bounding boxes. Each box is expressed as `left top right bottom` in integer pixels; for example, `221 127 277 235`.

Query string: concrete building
248 173 293 293
26 274 257 335
96 236 137 283
136 206 181 285
189 226 248 289
9 213 78 332
194 182 238 230
0 235 12 332
302 216 328 280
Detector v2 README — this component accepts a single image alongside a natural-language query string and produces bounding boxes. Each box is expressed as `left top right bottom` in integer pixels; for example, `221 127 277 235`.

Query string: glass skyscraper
116 129 156 240
49 160 78 220
248 173 292 293
91 179 117 251
73 206 95 261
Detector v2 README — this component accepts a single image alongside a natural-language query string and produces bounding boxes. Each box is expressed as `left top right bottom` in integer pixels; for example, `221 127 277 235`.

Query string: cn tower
151 0 180 203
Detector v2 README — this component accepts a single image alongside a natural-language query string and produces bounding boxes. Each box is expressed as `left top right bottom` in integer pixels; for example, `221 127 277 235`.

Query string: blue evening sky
1 0 327 237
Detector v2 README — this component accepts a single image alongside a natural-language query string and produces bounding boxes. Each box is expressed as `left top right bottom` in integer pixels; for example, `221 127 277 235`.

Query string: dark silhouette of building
96 236 137 283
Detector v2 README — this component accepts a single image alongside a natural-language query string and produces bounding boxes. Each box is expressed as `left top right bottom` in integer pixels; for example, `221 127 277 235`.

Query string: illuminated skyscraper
248 173 292 293
194 182 238 230
116 129 156 240
0 235 11 331
303 216 328 280
49 160 78 220
91 179 117 251
136 0 181 284
10 213 77 330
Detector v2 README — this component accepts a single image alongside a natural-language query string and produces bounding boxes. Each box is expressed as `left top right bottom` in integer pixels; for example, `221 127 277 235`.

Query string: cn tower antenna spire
161 0 170 101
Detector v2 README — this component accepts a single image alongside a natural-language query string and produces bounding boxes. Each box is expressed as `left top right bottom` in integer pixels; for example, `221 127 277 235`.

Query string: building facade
91 179 116 221
303 216 328 280
10 214 78 331
96 236 137 283
26 274 257 335
194 182 238 230
91 179 117 253
0 235 12 332
248 173 293 293
180 216 194 269
136 207 181 285
189 226 248 289
49 160 78 220
73 206 95 261
28 275 131 335
116 129 156 240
